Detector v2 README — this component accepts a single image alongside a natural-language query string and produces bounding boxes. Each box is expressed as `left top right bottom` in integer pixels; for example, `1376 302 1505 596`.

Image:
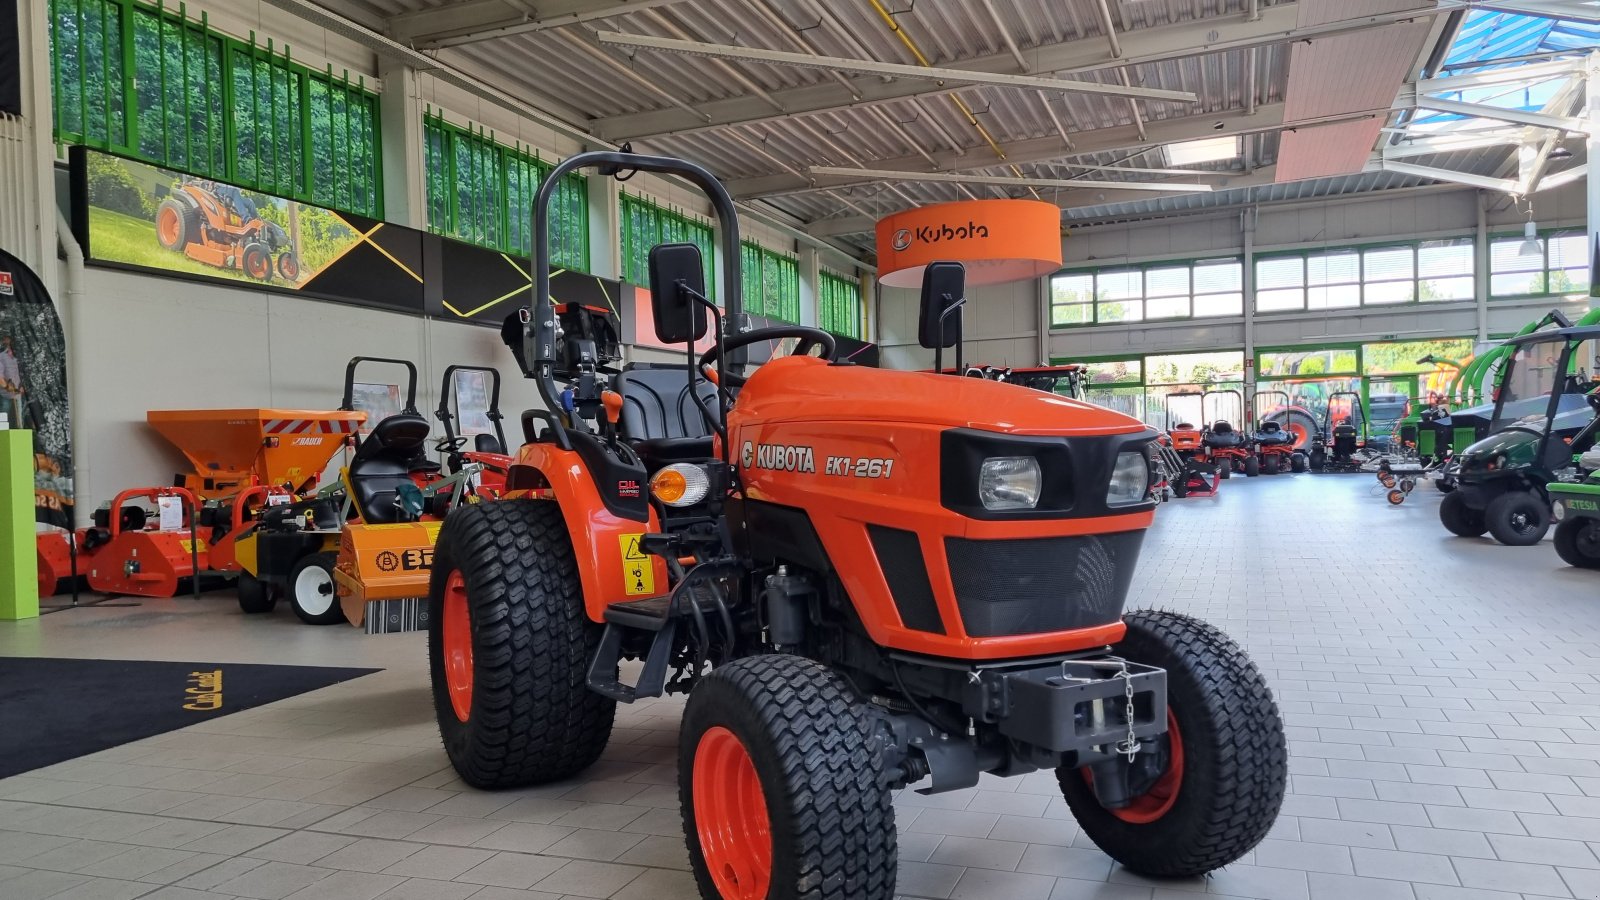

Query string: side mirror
648 243 709 344
918 261 965 350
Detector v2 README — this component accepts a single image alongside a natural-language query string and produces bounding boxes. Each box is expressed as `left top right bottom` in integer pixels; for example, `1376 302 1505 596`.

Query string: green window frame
1489 228 1590 298
50 0 383 218
422 113 589 271
1057 352 1246 428
740 241 800 323
818 269 863 338
1253 237 1475 313
1049 257 1244 328
619 192 716 301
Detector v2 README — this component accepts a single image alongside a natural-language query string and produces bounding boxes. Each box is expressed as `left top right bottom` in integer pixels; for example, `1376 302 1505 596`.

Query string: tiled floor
4 474 1600 900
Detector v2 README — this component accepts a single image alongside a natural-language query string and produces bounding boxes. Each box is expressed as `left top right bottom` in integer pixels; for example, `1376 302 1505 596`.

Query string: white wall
70 267 533 511
878 279 1041 371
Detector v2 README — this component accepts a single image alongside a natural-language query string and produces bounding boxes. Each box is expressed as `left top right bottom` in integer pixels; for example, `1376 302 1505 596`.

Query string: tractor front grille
944 531 1143 638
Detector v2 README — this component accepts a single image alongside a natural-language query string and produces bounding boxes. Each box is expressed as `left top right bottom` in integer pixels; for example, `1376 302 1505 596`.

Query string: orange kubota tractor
156 179 298 282
426 152 1287 900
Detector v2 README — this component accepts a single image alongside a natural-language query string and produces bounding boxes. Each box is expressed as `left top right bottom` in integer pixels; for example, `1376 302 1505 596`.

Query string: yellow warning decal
619 533 654 596
179 539 208 554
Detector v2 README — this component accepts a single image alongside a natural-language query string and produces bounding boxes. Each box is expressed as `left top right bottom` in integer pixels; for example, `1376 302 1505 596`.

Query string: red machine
80 487 202 598
435 365 512 499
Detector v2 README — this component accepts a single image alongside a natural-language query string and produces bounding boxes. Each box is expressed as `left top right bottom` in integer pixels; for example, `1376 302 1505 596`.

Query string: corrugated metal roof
311 0 1581 256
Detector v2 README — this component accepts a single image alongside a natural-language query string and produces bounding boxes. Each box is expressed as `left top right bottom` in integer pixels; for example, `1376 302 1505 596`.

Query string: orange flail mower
425 151 1287 900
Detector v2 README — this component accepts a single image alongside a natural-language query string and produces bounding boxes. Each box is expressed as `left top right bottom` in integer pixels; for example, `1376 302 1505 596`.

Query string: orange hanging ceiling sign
875 199 1063 288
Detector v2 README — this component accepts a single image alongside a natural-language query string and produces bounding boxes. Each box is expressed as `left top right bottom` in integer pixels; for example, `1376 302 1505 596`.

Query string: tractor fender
503 443 668 623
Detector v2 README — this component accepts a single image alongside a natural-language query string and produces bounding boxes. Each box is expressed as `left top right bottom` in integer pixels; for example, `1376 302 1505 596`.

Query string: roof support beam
1378 160 1520 193
807 166 1217 193
1464 0 1600 24
726 102 1305 198
593 32 1200 102
1406 96 1588 133
807 169 1282 237
594 3 1444 141
388 0 690 50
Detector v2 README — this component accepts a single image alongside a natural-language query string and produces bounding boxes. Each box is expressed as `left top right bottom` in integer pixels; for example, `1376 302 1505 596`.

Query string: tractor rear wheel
428 501 615 789
1486 490 1550 546
237 573 277 614
1243 456 1260 477
156 198 199 250
1554 518 1600 568
680 654 896 900
1439 491 1488 537
289 552 345 625
1058 610 1286 878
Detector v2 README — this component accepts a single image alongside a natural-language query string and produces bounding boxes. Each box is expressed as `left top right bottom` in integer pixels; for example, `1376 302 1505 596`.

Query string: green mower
1550 452 1600 568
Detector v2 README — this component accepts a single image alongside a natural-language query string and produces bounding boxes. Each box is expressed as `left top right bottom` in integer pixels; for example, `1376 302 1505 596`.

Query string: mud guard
505 442 669 622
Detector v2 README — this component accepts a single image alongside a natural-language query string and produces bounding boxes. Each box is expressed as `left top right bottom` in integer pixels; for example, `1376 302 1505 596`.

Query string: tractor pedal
586 617 678 703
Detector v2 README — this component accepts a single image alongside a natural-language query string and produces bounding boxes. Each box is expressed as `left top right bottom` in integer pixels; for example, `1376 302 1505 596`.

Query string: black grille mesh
944 531 1143 637
869 525 946 634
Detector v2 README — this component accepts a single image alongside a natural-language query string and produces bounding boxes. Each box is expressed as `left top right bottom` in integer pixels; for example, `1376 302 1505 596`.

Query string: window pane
1256 257 1303 290
1097 270 1141 301
1308 251 1359 285
1364 281 1414 305
1362 338 1475 375
1098 299 1143 322
1548 232 1586 271
1052 303 1092 326
1420 276 1473 301
1257 288 1303 312
1490 237 1545 297
1258 348 1357 377
1146 295 1188 319
1308 285 1360 309
1419 239 1472 277
1193 260 1242 293
1552 268 1589 294
1088 359 1141 385
1194 292 1243 317
1085 386 1143 421
1146 351 1244 385
1052 274 1094 302
1145 266 1188 298
1362 246 1414 283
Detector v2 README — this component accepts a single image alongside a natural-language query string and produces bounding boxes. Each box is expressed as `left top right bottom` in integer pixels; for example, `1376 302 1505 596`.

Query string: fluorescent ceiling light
1164 136 1240 166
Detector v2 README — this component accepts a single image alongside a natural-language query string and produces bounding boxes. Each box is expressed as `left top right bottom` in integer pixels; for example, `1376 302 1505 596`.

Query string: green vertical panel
0 430 37 620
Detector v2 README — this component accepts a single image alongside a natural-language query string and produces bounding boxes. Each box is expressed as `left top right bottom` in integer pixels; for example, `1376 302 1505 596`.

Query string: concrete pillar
798 245 819 327
0 430 38 620
378 60 424 229
20 0 57 296
1476 190 1491 341
1242 208 1257 410
1588 52 1599 312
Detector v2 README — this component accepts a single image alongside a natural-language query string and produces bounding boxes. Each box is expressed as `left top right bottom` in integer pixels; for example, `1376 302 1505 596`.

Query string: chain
1113 658 1141 762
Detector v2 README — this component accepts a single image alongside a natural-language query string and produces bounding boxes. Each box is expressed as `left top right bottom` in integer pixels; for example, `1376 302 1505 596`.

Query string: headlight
650 463 710 507
979 457 1041 510
1107 451 1150 507
1553 500 1566 522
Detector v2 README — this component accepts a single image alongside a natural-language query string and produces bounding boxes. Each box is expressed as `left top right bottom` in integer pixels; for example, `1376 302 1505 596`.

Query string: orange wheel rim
1083 709 1185 825
248 256 267 278
1288 423 1311 449
442 570 473 723
158 208 179 244
694 726 772 900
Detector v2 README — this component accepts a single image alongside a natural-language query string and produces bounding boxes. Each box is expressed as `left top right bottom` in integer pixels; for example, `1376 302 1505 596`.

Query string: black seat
349 414 432 524
1256 421 1292 445
617 364 718 465
474 433 506 455
1204 421 1241 448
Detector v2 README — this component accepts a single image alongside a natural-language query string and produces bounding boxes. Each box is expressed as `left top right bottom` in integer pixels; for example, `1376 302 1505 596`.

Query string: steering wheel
697 325 836 389
434 435 468 453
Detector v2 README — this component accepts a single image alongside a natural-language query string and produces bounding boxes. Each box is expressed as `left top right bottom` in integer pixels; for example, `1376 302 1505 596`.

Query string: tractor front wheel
1243 456 1260 477
428 500 615 789
1554 518 1600 568
1486 490 1550 546
1439 491 1488 537
680 654 896 900
277 252 300 281
1216 461 1230 480
1291 452 1308 473
242 242 273 280
1058 610 1286 878
289 553 345 625
237 573 278 614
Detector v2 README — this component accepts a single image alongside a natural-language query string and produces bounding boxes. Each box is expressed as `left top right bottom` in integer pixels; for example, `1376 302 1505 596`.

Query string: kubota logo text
892 221 990 251
750 443 815 474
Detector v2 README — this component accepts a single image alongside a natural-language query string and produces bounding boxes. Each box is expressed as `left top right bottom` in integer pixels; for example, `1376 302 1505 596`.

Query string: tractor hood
736 355 1148 437
1458 427 1541 472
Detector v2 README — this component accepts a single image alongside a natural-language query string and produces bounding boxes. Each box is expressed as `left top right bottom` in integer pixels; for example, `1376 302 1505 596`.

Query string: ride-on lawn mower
1549 449 1600 568
1199 388 1254 476
156 178 298 282
435 365 513 499
1308 391 1369 473
426 151 1286 900
1161 391 1218 497
1440 317 1600 546
1250 390 1307 474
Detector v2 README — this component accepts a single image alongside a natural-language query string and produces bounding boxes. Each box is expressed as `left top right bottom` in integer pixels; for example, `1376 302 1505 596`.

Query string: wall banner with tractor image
71 147 426 316
0 249 72 529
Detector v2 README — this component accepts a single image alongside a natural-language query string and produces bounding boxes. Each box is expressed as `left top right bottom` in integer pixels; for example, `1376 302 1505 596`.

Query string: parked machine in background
1251 390 1308 474
1308 391 1370 473
1201 388 1255 476
1548 448 1600 568
436 365 513 500
1440 316 1600 546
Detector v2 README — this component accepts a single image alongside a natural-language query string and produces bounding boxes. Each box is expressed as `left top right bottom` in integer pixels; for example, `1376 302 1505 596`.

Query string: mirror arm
934 294 967 376
679 283 730 461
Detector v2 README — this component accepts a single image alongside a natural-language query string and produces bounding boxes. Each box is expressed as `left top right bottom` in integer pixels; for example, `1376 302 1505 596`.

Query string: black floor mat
0 657 380 778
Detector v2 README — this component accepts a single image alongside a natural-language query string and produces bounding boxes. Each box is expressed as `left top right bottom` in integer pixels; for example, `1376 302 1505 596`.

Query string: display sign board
69 147 625 326
0 250 72 528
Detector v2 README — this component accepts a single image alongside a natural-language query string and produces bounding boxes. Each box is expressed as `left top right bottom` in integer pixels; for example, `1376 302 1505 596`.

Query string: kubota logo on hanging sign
874 198 1062 289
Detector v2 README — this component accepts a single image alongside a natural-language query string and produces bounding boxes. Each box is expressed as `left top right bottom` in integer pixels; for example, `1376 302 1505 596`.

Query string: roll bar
526 151 746 418
340 357 420 416
436 365 505 450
